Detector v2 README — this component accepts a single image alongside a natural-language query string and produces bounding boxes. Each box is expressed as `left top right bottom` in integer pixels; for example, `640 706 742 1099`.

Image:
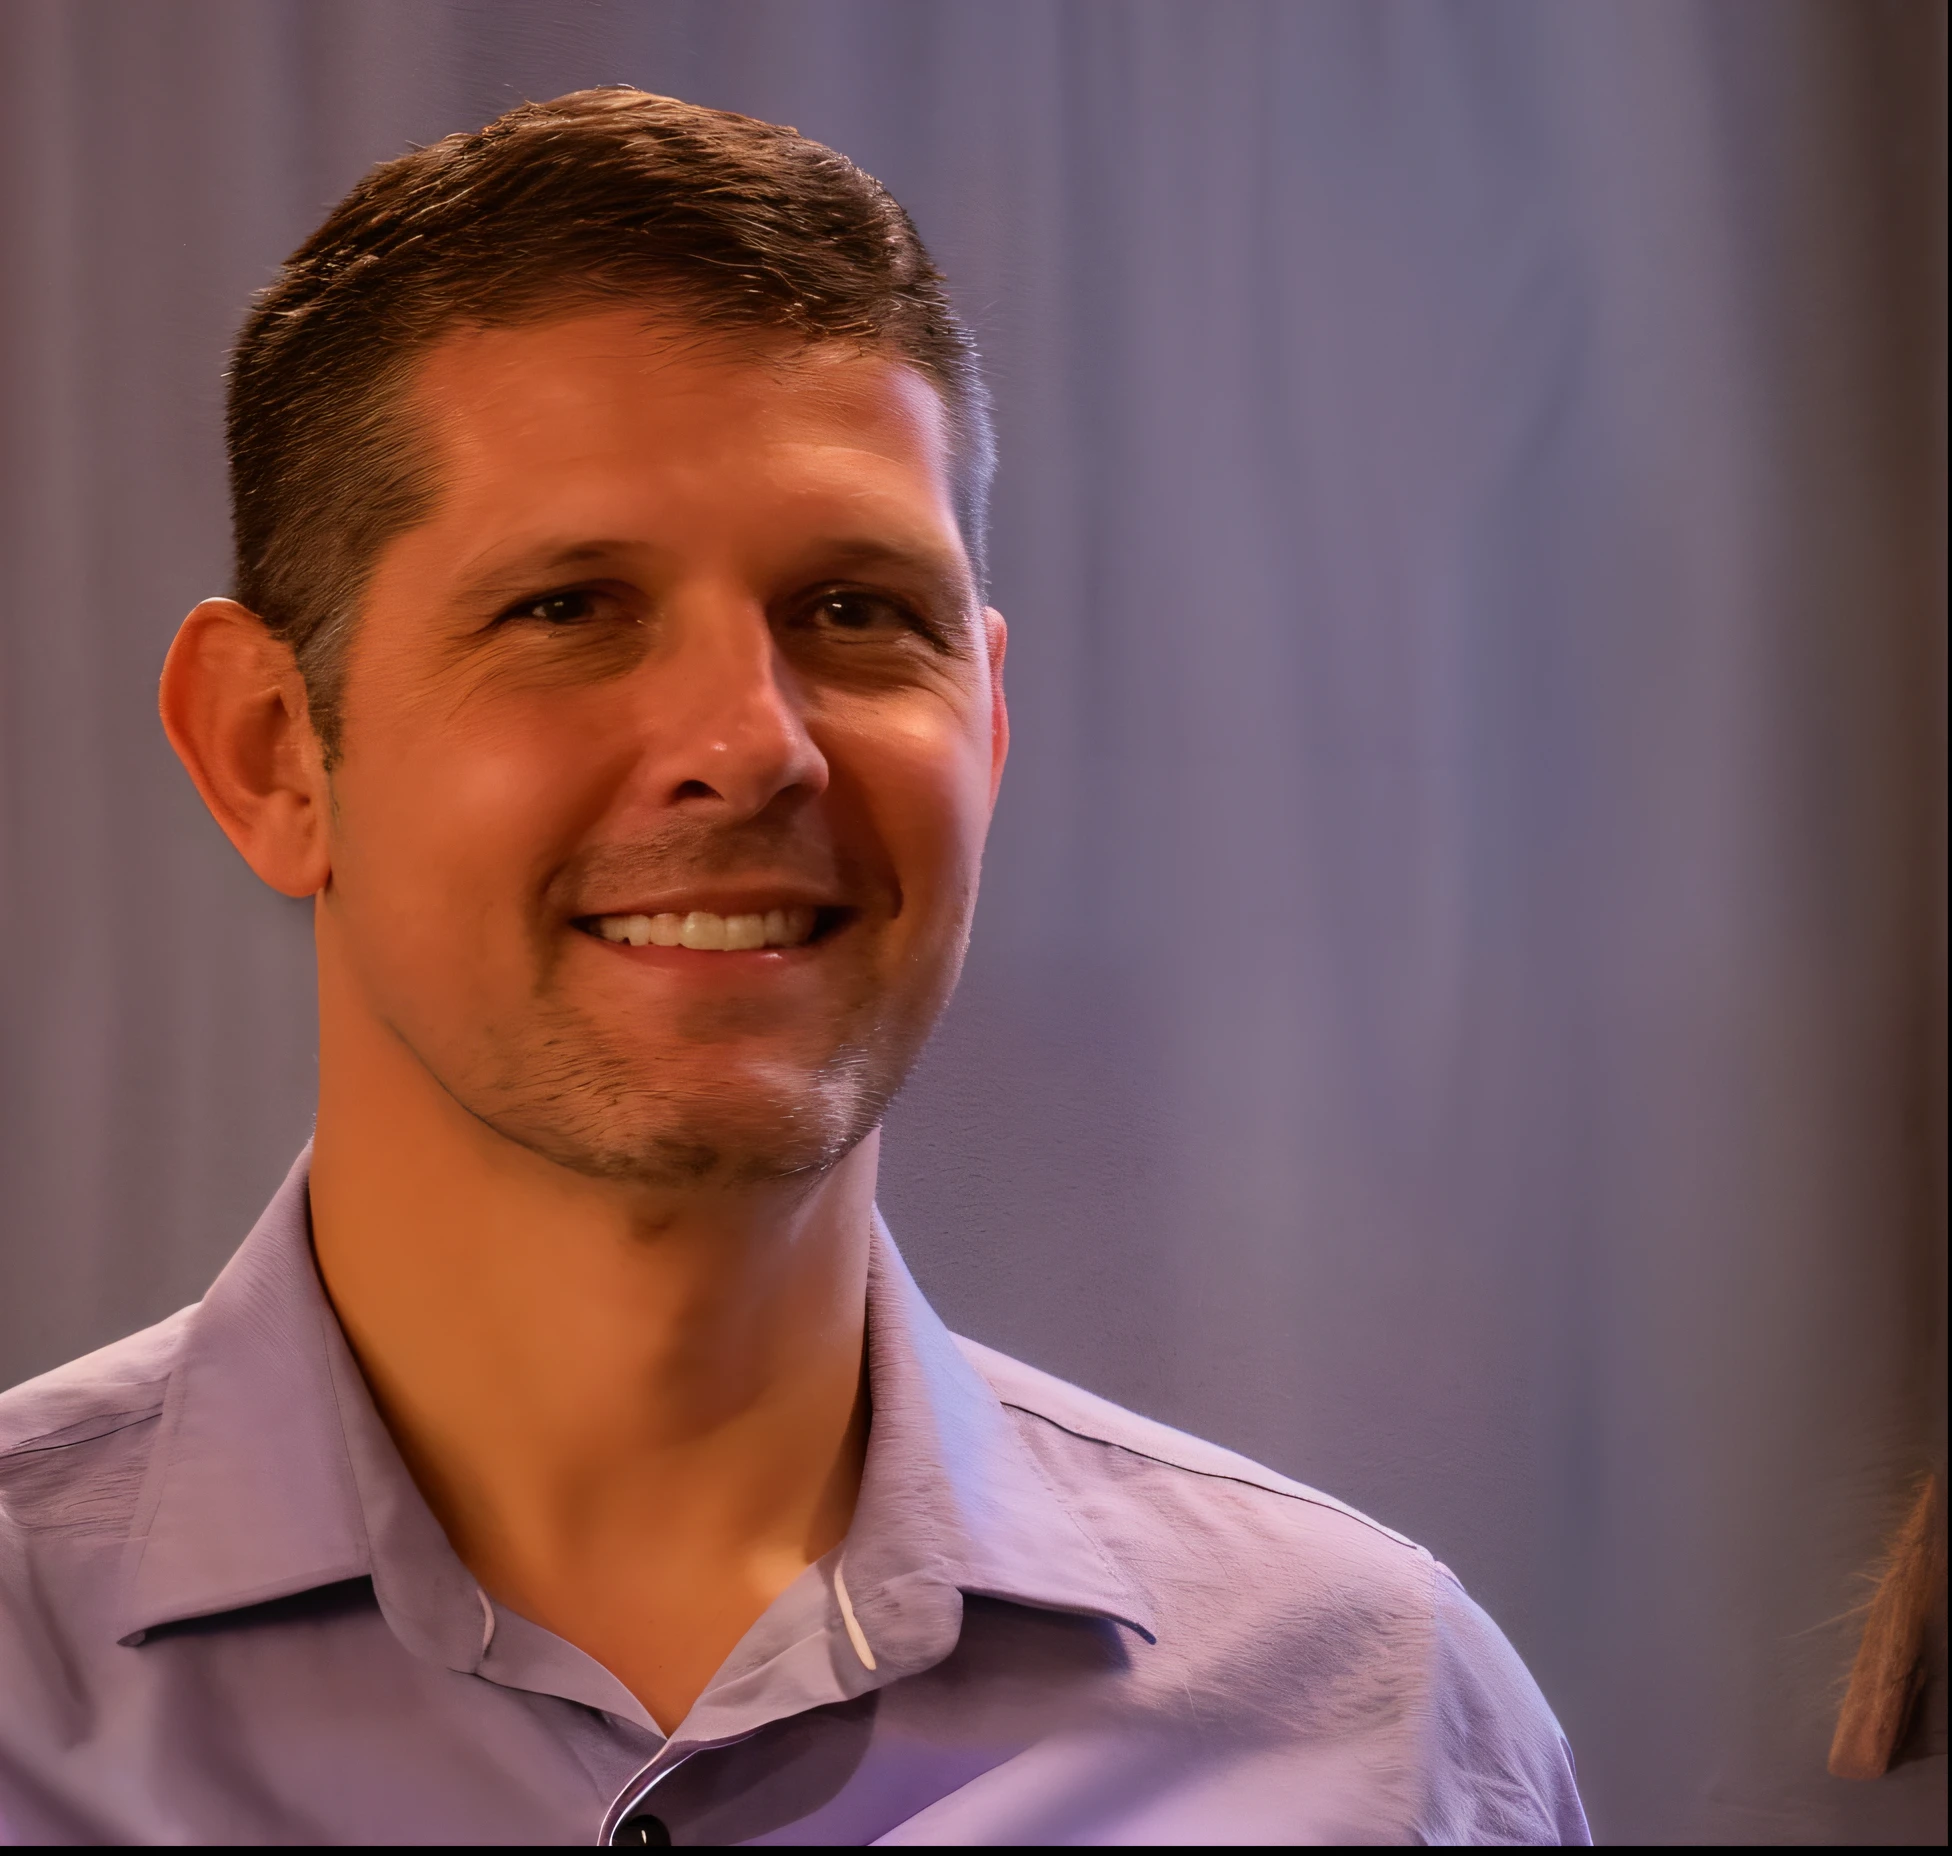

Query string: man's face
318 308 1006 1187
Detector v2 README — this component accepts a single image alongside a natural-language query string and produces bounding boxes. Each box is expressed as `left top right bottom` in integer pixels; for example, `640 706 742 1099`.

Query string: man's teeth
590 907 820 950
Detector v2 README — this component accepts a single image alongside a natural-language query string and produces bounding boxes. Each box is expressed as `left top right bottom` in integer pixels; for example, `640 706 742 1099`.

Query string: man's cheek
388 731 579 869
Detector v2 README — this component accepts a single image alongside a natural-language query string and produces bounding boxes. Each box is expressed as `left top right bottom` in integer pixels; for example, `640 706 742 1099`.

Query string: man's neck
306 965 875 1731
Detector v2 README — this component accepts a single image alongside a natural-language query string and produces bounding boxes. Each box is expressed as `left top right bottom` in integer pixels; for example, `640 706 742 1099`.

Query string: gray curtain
2 1 1943 1842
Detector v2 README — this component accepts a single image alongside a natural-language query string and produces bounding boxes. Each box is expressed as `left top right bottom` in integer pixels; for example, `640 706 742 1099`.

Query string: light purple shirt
0 1151 1588 1844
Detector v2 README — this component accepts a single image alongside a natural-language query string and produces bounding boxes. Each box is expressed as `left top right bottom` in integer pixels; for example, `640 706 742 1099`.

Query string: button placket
599 1728 764 1847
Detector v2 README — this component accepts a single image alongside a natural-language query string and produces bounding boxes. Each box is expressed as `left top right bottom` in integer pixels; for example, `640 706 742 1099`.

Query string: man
0 90 1588 1845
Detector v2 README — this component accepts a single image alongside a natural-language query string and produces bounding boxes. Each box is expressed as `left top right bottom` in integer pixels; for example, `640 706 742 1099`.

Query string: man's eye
505 589 604 626
803 592 914 635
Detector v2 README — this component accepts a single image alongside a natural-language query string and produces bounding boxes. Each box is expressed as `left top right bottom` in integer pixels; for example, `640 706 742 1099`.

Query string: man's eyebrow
450 541 645 609
807 537 977 605
452 535 977 610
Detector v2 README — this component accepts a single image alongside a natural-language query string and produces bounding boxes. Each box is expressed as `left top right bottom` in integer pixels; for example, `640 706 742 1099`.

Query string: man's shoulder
954 1332 1433 1606
0 1307 193 1451
951 1335 1589 1845
0 1307 194 1532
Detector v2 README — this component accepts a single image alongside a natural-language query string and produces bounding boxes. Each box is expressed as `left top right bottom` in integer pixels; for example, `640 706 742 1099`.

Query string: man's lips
574 902 851 952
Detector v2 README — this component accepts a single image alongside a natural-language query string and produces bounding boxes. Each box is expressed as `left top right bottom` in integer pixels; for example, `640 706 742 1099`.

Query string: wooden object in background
1828 1473 1946 1779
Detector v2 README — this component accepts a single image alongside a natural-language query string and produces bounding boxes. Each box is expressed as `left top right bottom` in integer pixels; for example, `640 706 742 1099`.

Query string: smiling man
0 91 1587 1846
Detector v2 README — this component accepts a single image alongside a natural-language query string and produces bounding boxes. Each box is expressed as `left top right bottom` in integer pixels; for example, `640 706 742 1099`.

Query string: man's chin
464 1060 891 1192
564 1122 865 1190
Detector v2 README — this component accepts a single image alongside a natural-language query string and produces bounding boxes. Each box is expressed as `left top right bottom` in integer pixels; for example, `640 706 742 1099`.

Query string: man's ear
983 606 1009 811
159 599 333 898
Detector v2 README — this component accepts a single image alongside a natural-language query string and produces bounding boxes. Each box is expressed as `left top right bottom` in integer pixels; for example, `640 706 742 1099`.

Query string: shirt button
613 1812 672 1846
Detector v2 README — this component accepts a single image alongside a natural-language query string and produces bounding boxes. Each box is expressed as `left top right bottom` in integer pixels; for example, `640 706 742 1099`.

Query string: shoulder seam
997 1399 1426 1557
1 1403 165 1459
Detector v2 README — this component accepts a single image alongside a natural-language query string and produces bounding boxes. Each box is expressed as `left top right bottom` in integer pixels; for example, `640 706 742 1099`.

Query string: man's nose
641 596 829 818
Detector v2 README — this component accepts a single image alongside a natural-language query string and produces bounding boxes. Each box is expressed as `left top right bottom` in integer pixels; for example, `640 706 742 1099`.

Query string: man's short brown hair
226 87 994 760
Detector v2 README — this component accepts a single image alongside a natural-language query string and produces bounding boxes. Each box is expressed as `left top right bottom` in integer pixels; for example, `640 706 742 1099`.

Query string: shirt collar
119 1147 1153 1699
842 1213 1155 1651
121 1147 368 1640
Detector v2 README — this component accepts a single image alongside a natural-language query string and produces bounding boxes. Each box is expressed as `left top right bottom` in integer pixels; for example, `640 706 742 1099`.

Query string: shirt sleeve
1411 1563 1592 1845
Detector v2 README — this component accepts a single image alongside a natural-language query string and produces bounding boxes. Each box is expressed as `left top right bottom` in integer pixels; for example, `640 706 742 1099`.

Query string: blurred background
1 0 1944 1843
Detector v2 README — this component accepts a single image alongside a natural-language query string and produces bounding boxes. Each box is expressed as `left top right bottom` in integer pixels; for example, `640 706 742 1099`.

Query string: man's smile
577 903 841 952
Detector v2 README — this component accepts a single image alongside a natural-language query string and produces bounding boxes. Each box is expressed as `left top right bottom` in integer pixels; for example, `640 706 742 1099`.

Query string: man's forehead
368 307 972 602
406 307 955 468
